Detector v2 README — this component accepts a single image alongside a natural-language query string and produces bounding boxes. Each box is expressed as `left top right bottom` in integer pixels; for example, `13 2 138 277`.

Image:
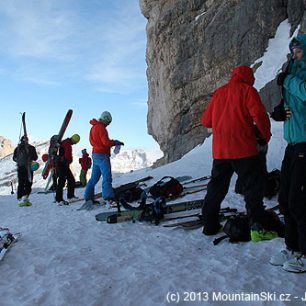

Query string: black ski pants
278 143 306 255
55 162 75 202
17 166 33 199
202 155 266 233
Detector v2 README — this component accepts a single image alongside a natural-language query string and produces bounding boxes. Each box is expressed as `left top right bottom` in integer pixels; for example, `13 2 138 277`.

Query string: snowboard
42 109 73 180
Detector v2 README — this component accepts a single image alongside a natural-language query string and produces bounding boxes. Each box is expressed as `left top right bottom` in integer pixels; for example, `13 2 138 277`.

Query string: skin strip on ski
95 199 206 222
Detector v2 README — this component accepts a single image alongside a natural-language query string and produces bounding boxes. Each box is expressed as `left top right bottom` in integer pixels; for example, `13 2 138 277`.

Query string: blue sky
0 0 157 150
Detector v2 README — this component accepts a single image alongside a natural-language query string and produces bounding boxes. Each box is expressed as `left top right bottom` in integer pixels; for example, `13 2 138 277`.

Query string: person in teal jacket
270 34 306 273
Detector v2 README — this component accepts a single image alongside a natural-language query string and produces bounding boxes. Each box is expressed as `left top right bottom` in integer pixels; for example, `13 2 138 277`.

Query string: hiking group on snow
2 35 306 273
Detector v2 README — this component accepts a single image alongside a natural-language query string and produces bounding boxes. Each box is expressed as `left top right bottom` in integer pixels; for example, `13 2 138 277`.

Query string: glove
277 72 288 86
285 108 292 120
114 140 124 146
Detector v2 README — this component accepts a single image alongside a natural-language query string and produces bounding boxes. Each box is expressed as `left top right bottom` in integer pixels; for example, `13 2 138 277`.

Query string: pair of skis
21 112 32 182
162 207 238 229
41 109 73 180
95 198 205 223
95 175 212 223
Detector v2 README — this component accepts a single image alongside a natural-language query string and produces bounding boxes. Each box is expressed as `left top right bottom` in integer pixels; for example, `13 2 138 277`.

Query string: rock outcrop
140 0 306 163
0 136 14 158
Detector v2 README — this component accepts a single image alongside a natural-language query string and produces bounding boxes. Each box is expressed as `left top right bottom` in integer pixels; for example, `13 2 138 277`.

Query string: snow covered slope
0 122 304 306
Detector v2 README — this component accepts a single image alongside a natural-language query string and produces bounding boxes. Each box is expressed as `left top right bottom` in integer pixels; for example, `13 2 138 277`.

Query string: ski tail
42 109 73 179
57 109 73 141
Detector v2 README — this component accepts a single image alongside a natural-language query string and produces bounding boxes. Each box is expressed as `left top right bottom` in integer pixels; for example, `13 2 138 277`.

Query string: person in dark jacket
84 111 124 206
200 65 276 241
55 134 80 205
269 35 306 273
13 135 38 206
78 149 91 186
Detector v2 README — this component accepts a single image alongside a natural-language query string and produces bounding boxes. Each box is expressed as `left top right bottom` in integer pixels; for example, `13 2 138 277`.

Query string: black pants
55 162 75 202
278 143 306 255
203 156 266 233
235 146 267 195
17 166 33 199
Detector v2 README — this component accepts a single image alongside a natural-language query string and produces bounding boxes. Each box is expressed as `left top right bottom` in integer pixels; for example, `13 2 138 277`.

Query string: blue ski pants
84 153 114 201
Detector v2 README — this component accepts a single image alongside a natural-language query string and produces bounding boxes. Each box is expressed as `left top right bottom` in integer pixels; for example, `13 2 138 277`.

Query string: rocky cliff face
0 136 14 158
140 0 306 163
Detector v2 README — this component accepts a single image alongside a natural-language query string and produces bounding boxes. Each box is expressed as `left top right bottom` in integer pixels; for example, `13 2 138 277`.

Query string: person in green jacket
270 34 306 273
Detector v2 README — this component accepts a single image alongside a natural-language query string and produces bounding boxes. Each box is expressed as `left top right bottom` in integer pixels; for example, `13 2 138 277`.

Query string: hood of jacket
289 34 306 61
230 65 255 86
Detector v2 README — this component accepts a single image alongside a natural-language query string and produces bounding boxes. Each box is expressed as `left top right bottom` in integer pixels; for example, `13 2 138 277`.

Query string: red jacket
201 66 271 159
89 119 116 155
79 153 91 170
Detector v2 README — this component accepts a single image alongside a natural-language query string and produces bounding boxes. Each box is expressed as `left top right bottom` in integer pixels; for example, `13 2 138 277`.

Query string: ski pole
10 181 14 195
182 175 211 185
183 183 209 190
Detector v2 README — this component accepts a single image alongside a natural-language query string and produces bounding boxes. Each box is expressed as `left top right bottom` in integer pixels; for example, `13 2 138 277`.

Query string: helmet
71 134 80 144
99 111 112 125
31 161 39 171
42 153 49 162
81 149 87 154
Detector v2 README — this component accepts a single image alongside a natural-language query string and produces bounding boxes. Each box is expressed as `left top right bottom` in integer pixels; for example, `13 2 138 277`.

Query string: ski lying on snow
69 175 154 204
0 232 21 261
95 199 205 222
162 208 238 228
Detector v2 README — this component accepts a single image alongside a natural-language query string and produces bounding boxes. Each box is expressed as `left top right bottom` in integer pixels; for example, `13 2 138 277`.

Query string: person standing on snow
13 135 38 206
269 35 306 273
55 134 80 205
200 65 276 241
78 148 91 186
84 111 124 206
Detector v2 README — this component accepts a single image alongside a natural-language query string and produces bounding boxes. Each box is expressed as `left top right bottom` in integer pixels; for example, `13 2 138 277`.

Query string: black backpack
15 145 29 167
213 214 251 245
114 182 143 203
263 169 281 199
149 176 183 199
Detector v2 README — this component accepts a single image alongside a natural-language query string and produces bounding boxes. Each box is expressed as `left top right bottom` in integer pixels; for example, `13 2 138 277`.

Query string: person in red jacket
84 111 124 205
201 65 275 240
78 149 91 186
55 134 80 205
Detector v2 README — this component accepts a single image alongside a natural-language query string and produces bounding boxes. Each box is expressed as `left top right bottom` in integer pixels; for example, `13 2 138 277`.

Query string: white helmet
99 111 112 125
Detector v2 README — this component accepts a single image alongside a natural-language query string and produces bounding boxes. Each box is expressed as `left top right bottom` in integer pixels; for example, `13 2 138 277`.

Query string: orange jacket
89 119 116 155
201 66 271 159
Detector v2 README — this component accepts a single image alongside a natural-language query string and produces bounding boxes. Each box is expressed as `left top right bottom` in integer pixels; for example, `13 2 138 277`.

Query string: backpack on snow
114 182 144 203
213 214 251 245
149 176 183 199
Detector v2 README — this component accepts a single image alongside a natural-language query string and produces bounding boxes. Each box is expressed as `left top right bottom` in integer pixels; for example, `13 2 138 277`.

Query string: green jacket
283 34 306 144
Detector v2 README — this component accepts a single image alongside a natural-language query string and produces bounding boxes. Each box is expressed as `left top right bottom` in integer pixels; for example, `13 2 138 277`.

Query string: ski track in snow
0 122 305 306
